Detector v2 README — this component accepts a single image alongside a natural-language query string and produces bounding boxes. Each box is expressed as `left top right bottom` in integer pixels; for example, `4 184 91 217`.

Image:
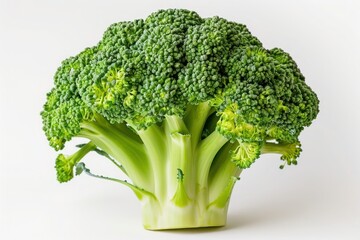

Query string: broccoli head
41 9 319 230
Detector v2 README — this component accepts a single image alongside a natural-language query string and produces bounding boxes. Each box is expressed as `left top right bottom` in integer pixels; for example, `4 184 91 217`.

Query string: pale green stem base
75 104 245 230
141 198 230 230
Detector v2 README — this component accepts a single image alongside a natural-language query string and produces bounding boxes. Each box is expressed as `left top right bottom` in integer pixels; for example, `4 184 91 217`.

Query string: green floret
41 9 319 230
41 49 96 150
216 102 266 142
55 142 96 182
145 9 203 30
231 140 263 169
179 17 261 104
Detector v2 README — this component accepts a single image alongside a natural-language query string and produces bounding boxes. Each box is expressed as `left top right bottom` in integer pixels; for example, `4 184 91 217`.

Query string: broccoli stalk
41 9 319 230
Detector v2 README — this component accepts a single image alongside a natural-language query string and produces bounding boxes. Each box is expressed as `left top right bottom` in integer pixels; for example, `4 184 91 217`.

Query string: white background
1 0 359 239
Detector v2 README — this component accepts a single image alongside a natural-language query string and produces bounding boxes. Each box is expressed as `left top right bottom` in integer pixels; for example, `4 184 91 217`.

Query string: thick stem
135 124 167 201
141 199 228 230
164 116 194 201
76 113 243 230
183 102 214 150
208 176 239 208
140 135 238 230
197 131 229 188
168 132 194 201
164 115 189 134
79 120 152 191
208 142 242 208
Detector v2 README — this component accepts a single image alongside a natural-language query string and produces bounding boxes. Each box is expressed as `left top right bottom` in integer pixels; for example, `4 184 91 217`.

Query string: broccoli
41 9 319 230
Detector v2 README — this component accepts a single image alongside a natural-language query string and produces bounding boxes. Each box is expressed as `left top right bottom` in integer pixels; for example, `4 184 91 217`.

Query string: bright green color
41 9 319 230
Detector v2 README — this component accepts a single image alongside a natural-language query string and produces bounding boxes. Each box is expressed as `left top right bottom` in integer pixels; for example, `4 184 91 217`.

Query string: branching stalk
79 120 152 191
76 162 156 201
